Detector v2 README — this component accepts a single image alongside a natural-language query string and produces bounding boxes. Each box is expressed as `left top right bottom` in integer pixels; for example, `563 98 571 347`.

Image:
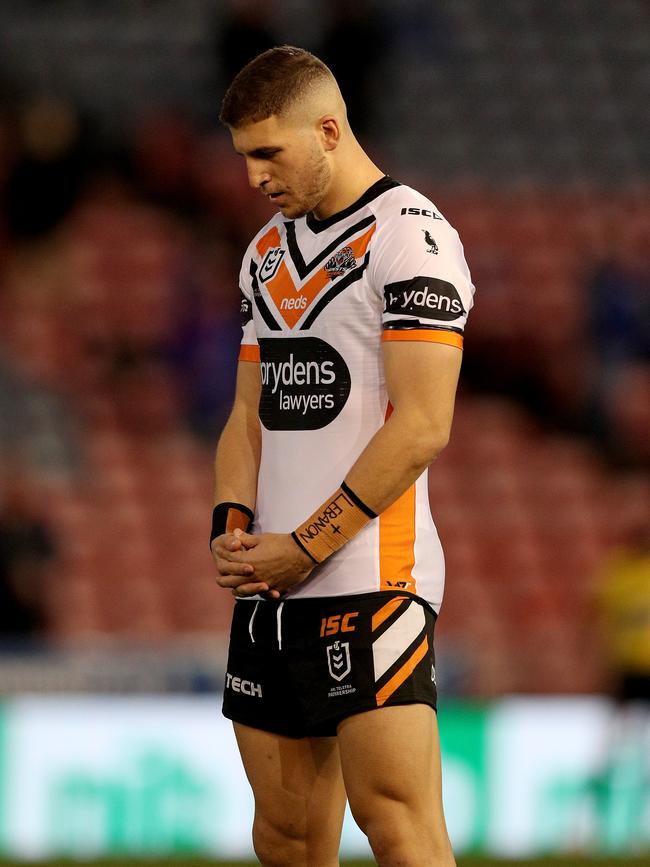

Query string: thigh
234 722 347 847
337 704 446 829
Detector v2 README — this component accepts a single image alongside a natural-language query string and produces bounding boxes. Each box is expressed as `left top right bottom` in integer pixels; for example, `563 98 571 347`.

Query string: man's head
220 46 349 219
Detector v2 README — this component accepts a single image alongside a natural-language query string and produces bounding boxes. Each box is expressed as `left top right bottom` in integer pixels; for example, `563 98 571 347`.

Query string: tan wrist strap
291 482 377 564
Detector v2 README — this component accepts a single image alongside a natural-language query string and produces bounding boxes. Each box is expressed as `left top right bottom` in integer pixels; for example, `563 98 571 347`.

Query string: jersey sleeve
238 247 260 363
370 209 475 349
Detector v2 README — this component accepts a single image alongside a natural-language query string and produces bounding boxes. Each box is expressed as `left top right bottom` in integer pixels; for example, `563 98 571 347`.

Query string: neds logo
384 277 465 321
258 337 351 430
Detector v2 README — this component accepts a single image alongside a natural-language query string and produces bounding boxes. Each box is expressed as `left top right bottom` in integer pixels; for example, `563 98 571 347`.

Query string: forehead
230 115 305 154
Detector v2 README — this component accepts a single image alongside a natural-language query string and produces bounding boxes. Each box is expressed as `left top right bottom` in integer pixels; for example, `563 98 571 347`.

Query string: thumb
234 529 259 548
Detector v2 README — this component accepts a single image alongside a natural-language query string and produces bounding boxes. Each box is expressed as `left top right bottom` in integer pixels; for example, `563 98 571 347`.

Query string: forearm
290 406 448 565
345 405 447 514
214 406 261 509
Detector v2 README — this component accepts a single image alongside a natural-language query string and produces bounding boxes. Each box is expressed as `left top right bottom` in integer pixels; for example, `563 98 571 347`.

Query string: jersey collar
305 175 401 234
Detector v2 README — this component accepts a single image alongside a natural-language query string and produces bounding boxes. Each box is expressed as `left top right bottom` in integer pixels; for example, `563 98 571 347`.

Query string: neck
312 144 384 220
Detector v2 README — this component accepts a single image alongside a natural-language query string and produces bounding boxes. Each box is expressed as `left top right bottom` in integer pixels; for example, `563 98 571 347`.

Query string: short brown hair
220 46 333 127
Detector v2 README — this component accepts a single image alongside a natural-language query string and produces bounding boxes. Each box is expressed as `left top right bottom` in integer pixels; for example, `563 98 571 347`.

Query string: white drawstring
276 601 285 650
248 601 260 644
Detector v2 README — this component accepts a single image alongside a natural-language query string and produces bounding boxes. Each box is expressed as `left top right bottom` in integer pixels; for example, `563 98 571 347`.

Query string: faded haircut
220 45 334 127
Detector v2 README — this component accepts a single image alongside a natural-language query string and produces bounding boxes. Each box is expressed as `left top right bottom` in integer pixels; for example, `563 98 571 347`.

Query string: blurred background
0 0 648 863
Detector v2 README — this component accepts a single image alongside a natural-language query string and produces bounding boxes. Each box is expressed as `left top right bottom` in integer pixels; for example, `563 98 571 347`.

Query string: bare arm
345 340 461 513
212 359 277 596
218 340 462 594
214 359 262 508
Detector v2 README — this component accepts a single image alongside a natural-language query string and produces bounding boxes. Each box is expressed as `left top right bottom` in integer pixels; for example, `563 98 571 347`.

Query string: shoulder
369 183 449 229
368 182 468 274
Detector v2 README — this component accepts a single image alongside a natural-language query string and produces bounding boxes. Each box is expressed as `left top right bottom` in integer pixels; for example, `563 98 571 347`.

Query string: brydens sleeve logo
384 276 466 321
258 337 351 430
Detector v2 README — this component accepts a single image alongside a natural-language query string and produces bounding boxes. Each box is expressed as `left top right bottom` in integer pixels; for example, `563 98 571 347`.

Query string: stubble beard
282 150 331 220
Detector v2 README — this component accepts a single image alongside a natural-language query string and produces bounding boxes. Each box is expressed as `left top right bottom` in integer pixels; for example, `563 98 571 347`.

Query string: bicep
382 340 462 432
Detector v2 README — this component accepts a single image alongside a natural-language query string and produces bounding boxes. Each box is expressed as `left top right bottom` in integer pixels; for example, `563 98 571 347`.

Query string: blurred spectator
216 0 276 88
166 249 240 440
596 522 650 704
585 255 650 464
4 98 87 240
0 357 80 479
0 474 54 638
318 0 387 134
130 111 199 216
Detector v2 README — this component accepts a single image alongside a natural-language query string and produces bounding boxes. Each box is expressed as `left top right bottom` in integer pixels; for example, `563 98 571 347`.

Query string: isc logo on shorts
226 672 263 698
320 612 358 637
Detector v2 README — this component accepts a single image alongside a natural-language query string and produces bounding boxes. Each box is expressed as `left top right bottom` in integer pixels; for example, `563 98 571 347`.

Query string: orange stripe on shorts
376 635 429 707
372 596 408 632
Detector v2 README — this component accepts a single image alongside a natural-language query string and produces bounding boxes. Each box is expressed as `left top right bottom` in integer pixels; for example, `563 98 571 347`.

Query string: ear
319 116 340 151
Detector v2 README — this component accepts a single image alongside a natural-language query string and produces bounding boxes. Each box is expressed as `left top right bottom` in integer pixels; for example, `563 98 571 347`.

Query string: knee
352 798 454 867
252 814 305 867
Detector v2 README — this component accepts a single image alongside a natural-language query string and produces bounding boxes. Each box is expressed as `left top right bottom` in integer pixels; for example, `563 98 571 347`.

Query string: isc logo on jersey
258 337 351 430
384 276 466 321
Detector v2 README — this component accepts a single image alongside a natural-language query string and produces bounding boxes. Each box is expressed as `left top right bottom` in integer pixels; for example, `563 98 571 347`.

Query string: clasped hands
212 529 314 598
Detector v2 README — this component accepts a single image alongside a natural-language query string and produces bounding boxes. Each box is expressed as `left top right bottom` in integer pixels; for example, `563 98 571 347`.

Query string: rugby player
211 46 474 867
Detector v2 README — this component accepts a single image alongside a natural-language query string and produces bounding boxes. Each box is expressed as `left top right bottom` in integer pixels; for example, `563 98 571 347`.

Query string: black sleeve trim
383 320 464 335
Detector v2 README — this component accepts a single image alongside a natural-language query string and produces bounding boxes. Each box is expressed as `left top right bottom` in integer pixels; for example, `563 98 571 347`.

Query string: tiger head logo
324 246 356 278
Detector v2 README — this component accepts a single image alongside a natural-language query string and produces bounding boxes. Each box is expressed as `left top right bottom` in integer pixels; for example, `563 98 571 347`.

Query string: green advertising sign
0 696 646 860
0 702 6 850
438 702 490 851
49 748 218 855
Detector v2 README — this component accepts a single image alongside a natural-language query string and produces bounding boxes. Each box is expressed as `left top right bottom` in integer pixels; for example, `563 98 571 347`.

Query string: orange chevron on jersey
256 225 282 257
261 221 377 328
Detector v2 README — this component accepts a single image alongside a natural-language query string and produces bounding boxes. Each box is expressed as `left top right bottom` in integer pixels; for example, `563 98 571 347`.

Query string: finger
217 560 254 576
232 582 270 598
217 571 264 590
261 588 282 600
234 529 259 548
210 536 241 560
214 547 250 565
215 533 242 552
216 561 255 581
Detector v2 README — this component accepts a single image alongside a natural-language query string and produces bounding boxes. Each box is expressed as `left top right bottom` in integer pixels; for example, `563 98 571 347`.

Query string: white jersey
238 176 475 611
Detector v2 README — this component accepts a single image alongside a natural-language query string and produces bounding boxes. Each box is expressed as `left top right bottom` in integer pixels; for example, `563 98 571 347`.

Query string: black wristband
210 502 254 547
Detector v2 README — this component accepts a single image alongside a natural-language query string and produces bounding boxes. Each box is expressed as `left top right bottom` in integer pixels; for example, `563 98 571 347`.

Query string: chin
282 204 309 219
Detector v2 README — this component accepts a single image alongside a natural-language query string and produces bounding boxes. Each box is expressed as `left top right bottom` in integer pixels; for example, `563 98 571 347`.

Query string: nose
247 160 271 191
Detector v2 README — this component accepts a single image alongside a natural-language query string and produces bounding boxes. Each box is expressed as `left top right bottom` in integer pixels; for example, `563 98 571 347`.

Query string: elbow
414 425 451 468
427 428 451 462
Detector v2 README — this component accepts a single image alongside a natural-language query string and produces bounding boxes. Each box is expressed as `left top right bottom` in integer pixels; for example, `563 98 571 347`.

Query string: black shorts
222 590 437 738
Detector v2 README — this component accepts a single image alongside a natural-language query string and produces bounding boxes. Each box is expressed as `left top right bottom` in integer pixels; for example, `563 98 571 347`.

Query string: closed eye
248 148 281 159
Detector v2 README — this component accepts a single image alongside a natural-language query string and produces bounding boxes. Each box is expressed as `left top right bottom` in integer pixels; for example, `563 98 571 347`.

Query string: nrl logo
324 246 356 278
326 640 351 682
260 247 285 282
